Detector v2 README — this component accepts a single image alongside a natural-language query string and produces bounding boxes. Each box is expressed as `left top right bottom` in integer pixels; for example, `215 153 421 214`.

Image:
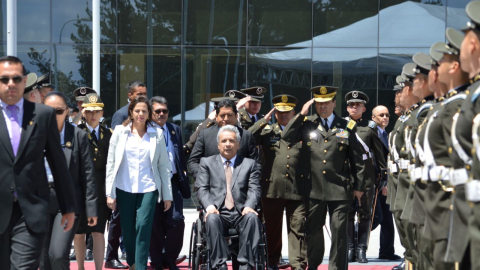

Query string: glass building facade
0 0 473 139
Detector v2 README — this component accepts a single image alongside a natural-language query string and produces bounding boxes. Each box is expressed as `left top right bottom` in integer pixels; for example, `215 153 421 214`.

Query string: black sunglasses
378 113 390 118
55 108 67 115
0 76 24 84
154 109 169 114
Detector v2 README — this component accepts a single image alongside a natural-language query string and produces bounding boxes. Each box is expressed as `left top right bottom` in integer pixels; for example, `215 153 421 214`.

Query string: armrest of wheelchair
196 205 204 212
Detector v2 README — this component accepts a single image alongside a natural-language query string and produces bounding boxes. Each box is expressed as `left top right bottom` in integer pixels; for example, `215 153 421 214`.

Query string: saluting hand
236 96 252 110
107 196 116 210
164 200 172 212
301 99 315 116
264 108 275 122
87 216 98 226
207 110 217 120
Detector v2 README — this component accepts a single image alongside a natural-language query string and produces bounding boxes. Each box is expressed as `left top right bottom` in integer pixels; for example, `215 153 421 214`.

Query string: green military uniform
76 93 113 233
343 91 387 264
282 86 366 270
72 87 97 125
238 86 266 130
249 95 306 270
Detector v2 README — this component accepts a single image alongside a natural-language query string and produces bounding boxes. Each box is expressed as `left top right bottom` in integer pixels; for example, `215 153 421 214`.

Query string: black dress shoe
379 254 402 260
175 255 187 265
356 248 368 263
348 248 356 262
217 263 228 270
85 249 93 261
268 264 279 270
165 262 180 270
105 259 129 269
392 261 405 270
69 251 76 260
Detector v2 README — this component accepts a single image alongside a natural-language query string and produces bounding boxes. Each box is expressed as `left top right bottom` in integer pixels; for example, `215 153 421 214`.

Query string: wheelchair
188 206 269 270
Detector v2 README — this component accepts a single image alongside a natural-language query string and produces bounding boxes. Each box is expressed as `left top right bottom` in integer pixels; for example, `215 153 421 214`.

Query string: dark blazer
282 113 366 201
111 103 129 128
187 124 258 178
165 122 191 199
77 123 112 205
0 100 76 234
64 122 97 217
195 155 261 213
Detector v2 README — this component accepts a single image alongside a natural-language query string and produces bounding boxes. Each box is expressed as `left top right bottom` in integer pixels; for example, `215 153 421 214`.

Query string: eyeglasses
154 109 169 114
55 108 67 115
377 113 390 118
0 76 24 85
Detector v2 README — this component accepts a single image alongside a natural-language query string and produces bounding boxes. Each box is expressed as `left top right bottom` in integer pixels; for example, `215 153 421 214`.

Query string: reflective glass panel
17 0 50 42
248 0 312 46
184 0 246 46
17 44 50 75
313 48 378 118
379 0 446 47
248 47 312 115
1 0 5 42
52 45 117 120
118 0 181 45
183 47 246 137
52 0 116 44
313 0 379 47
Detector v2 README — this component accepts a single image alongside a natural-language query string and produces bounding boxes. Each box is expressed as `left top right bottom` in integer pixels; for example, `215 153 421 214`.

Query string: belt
397 159 409 169
48 182 55 189
466 180 480 202
429 166 451 181
388 160 398 173
408 165 422 183
449 168 469 186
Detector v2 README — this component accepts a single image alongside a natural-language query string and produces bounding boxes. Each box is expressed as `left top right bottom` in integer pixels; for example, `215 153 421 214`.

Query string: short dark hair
127 81 146 94
0 56 27 76
43 91 68 106
123 96 153 128
72 108 79 113
150 96 168 106
215 99 237 115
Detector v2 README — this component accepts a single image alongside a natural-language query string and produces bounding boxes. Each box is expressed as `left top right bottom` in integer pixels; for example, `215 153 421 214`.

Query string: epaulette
444 93 467 105
206 122 215 128
264 124 271 131
416 103 433 118
368 120 377 129
346 119 356 131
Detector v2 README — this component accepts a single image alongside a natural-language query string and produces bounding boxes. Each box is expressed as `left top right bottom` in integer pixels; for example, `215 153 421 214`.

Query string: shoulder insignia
264 124 272 131
445 93 467 105
368 120 377 129
207 122 214 127
347 119 356 130
416 103 432 118
303 116 308 122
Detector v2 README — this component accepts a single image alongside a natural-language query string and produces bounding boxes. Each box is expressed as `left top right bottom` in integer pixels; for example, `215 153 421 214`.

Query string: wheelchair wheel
192 218 204 270
188 222 196 270
255 223 269 270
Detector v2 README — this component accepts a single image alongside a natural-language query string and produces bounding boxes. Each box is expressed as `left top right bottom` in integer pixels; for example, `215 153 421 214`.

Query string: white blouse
116 130 156 193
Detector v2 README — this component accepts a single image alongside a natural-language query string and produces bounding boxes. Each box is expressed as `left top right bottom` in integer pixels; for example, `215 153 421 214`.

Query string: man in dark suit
371 105 401 261
0 56 76 269
196 125 262 270
105 81 147 269
188 99 258 178
149 96 191 270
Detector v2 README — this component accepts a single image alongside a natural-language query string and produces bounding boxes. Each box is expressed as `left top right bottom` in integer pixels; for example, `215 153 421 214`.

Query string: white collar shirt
86 123 100 140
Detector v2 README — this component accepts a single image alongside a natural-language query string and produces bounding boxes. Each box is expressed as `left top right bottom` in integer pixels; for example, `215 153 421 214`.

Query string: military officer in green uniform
74 93 113 269
238 86 266 130
249 95 306 270
447 2 480 268
71 87 97 125
342 91 386 263
282 86 365 270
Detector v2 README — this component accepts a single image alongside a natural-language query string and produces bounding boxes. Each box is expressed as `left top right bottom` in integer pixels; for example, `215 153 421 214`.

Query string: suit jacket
195 155 261 213
106 124 173 202
77 123 112 205
184 118 216 155
0 100 76 234
111 104 129 128
164 122 191 199
282 113 366 201
63 122 98 217
188 124 258 178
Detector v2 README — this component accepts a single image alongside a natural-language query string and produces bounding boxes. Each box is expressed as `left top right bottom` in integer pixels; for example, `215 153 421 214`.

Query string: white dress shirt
206 155 237 211
157 123 177 175
323 113 335 129
85 122 100 140
116 127 157 193
377 126 385 138
247 112 258 122
1 98 24 140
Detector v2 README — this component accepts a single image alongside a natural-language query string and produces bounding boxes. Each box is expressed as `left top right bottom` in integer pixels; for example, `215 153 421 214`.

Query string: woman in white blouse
106 96 172 270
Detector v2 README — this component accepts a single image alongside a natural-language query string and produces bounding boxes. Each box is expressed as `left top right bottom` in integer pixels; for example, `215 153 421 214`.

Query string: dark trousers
393 211 409 258
262 198 306 269
40 187 80 270
149 177 185 268
372 193 396 256
106 208 123 261
205 208 262 268
0 202 46 270
117 188 158 270
305 198 350 270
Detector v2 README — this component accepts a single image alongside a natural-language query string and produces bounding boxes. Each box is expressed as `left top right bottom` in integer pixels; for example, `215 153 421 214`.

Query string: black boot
356 221 370 263
347 219 356 262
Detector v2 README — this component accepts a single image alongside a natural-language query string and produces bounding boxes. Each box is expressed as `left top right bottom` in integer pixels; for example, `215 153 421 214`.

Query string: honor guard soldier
448 2 480 268
343 91 387 264
238 86 266 130
282 86 365 270
35 72 55 101
249 95 307 270
75 93 113 269
72 87 97 125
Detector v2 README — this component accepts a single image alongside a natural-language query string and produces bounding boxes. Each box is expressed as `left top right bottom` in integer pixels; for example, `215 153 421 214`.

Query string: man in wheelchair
195 125 262 270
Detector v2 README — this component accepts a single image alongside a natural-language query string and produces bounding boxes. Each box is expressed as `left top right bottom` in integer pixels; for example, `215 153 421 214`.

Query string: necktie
382 131 389 150
323 118 329 131
161 127 168 145
91 129 98 143
251 115 256 123
7 105 20 156
224 160 234 210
